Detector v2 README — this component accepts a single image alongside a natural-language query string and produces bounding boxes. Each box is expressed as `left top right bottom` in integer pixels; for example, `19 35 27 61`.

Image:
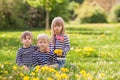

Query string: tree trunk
46 10 49 30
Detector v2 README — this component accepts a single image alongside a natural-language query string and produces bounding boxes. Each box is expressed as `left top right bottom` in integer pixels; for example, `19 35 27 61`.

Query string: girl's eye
40 42 42 43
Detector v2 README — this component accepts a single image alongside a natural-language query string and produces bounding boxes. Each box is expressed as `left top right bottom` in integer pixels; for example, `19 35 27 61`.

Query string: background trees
1 0 120 29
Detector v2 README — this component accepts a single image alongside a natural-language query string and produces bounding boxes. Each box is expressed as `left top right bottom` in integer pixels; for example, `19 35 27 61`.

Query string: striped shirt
16 45 37 67
32 51 57 66
50 34 70 58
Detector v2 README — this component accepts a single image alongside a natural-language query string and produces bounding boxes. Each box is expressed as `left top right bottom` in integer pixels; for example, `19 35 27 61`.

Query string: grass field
0 24 120 80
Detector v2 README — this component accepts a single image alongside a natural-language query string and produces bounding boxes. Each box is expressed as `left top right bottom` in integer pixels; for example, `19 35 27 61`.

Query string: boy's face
54 25 62 34
21 35 32 47
37 38 49 51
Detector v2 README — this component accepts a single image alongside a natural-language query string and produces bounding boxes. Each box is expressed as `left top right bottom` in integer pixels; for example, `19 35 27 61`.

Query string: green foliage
50 0 70 22
26 0 64 11
108 4 120 23
79 3 107 23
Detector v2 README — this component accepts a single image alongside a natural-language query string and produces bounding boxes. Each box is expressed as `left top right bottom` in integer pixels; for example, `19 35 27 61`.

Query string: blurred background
0 0 120 30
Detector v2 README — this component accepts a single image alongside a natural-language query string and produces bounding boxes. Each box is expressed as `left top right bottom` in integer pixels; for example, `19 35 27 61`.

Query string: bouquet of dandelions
54 49 63 56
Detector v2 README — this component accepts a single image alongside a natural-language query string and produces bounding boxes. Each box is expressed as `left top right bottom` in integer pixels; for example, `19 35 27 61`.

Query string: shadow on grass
0 27 45 32
66 27 94 31
67 31 111 35
66 27 111 35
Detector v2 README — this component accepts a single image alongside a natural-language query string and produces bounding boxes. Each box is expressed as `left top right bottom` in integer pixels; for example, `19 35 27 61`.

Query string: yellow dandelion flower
4 62 9 65
35 65 40 70
83 47 95 52
47 77 53 80
55 72 61 79
0 64 1 67
80 70 86 75
20 73 24 77
48 68 57 73
4 71 8 74
54 49 63 56
61 73 69 79
30 72 35 76
86 73 91 77
35 65 40 72
23 76 29 80
13 66 17 70
0 76 3 79
75 74 80 78
20 66 25 70
41 66 49 71
75 48 81 52
99 73 105 77
32 77 39 80
80 70 86 78
60 68 69 73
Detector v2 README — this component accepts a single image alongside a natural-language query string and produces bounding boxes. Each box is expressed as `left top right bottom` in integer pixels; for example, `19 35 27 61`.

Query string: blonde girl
50 17 70 69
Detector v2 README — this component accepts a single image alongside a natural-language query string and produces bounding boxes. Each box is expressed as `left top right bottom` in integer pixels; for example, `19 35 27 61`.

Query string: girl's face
53 25 62 34
21 35 32 47
37 38 49 51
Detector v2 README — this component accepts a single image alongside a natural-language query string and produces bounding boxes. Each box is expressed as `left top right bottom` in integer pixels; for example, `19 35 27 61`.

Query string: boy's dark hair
20 31 33 41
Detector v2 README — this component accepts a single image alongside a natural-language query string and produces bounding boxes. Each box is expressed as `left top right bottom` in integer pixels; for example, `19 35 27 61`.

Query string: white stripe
57 57 66 60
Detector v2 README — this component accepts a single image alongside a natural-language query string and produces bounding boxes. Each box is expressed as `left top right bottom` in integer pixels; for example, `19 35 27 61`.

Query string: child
50 17 70 69
16 31 37 69
32 34 57 67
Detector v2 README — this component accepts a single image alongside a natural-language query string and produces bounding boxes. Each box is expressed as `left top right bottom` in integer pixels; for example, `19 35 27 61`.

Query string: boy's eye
28 38 30 40
23 38 26 40
44 42 46 43
40 42 42 43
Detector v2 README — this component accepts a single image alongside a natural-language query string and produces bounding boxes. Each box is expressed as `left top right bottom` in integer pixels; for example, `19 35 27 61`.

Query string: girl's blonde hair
37 34 49 43
51 17 65 44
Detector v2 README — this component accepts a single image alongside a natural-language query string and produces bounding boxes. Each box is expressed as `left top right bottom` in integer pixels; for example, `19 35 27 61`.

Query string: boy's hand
23 65 29 70
46 48 50 53
54 49 63 56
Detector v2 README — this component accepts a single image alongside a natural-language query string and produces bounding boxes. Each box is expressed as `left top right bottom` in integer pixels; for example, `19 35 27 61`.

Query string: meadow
0 24 120 80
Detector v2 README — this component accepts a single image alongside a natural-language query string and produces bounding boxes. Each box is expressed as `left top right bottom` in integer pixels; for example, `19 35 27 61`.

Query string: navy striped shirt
32 51 57 66
50 34 70 58
16 45 37 67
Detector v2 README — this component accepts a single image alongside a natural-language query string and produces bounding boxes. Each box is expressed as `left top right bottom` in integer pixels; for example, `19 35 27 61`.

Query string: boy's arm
51 52 57 64
63 35 70 55
16 50 24 66
32 52 38 67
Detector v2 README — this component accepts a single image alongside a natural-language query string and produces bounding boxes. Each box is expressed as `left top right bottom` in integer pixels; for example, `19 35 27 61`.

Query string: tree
26 0 64 30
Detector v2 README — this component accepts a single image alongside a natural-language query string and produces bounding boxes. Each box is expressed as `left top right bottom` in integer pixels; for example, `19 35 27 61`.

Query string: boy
16 31 37 69
32 34 57 67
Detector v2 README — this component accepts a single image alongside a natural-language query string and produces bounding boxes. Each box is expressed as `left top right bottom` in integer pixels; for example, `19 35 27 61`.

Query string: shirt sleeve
32 52 38 67
49 43 54 52
16 49 24 66
63 35 70 55
49 52 57 64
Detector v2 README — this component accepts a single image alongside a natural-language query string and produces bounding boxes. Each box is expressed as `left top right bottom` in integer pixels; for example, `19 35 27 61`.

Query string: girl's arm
63 35 70 55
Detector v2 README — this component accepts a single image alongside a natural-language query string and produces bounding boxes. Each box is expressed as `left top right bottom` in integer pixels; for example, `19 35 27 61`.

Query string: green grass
0 24 120 79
